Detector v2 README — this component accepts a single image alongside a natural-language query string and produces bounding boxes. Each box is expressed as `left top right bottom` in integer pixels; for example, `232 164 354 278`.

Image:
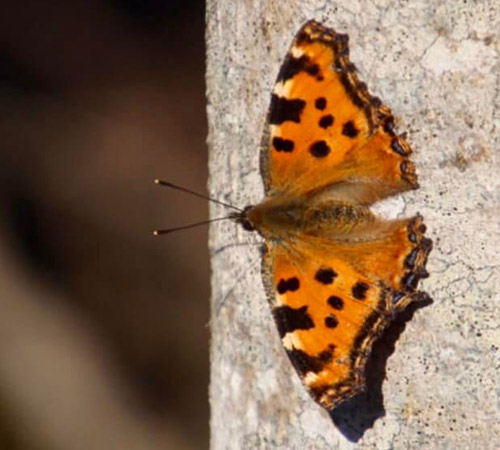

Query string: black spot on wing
309 140 331 158
272 305 314 338
277 54 308 82
315 267 337 285
286 348 325 376
272 137 294 152
269 94 306 125
306 63 320 77
319 114 334 129
352 281 369 300
277 277 300 294
318 350 333 363
277 54 320 83
325 314 339 329
315 97 327 110
318 344 336 363
342 120 359 138
327 296 344 310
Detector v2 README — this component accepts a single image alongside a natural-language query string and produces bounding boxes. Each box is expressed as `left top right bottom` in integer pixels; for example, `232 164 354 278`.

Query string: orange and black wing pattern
260 20 417 202
261 214 431 409
256 21 432 410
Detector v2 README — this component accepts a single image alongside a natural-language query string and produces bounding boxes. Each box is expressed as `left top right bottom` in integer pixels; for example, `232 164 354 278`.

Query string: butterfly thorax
242 196 375 241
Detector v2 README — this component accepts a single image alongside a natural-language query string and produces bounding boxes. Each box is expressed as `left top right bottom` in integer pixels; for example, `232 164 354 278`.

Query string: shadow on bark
329 295 433 442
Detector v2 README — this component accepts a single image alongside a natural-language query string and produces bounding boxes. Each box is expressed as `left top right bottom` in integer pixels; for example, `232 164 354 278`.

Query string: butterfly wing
317 214 432 294
260 20 417 202
261 215 431 409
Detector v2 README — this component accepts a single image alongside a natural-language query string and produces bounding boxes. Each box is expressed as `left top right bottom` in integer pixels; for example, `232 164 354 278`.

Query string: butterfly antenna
153 216 233 236
154 179 243 212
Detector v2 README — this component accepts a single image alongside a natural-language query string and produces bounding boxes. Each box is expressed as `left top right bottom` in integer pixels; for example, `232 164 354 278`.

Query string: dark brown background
0 1 208 448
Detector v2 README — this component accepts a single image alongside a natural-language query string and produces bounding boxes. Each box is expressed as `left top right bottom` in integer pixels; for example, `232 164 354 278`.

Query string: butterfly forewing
260 20 419 203
261 241 393 409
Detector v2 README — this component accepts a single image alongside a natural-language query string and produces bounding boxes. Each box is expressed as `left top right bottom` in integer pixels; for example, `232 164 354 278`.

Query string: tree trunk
207 1 500 448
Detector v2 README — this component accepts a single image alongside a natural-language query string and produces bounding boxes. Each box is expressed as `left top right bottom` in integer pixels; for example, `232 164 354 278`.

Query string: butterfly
231 20 433 410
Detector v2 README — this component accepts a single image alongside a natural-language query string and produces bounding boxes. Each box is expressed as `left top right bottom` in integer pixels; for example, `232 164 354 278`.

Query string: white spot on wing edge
282 332 303 351
272 78 295 97
269 124 281 139
272 81 288 96
303 371 319 385
274 291 284 305
291 45 305 58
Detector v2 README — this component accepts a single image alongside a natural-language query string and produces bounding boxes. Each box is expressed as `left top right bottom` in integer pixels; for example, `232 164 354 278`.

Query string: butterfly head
231 198 304 238
231 205 256 232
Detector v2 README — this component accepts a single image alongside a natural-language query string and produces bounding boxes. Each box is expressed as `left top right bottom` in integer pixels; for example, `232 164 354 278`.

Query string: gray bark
207 1 500 448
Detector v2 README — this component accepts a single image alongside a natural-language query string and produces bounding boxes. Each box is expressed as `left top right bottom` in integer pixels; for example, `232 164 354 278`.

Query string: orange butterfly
232 20 432 410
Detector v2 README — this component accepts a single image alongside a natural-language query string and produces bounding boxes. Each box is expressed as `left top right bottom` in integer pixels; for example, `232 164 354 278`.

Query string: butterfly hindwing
311 213 432 294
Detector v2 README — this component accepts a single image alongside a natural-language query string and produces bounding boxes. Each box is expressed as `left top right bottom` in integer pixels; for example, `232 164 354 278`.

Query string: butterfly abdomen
301 201 375 235
245 196 375 239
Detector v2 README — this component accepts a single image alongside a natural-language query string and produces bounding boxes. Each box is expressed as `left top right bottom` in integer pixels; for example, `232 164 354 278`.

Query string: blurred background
0 1 208 449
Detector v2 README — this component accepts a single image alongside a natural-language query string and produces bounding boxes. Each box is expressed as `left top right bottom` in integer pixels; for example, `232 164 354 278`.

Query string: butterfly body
243 195 376 241
234 20 432 410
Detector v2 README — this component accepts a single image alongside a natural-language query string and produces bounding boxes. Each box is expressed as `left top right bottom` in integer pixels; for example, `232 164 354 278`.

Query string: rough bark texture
207 1 499 448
